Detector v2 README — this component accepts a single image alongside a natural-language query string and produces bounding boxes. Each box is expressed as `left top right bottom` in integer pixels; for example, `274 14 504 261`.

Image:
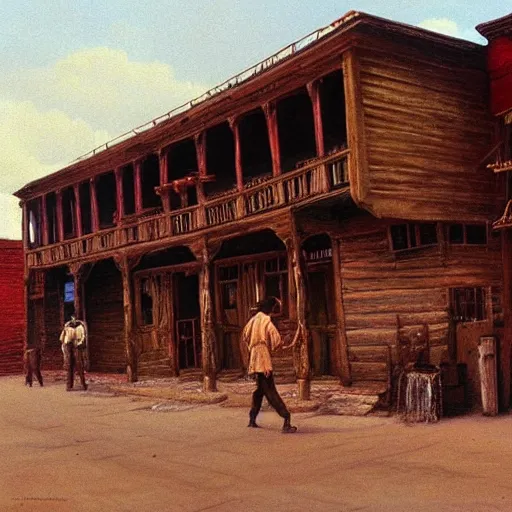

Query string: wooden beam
40 195 49 246
331 236 352 386
229 117 244 191
73 184 83 239
114 254 138 382
89 178 100 232
263 102 281 177
158 149 170 212
134 159 143 213
307 81 325 158
55 189 64 242
114 167 125 220
199 243 218 392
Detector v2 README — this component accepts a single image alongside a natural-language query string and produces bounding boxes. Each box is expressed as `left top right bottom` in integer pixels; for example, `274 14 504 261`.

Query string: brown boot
282 414 297 434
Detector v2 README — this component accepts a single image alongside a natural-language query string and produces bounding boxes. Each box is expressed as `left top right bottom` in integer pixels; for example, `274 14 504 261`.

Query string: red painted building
0 239 24 375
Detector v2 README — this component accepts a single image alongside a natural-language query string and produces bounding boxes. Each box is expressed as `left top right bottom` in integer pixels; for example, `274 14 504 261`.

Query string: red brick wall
0 240 24 375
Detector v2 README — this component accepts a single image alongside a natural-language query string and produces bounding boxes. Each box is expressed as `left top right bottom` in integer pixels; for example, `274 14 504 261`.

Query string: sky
0 0 509 240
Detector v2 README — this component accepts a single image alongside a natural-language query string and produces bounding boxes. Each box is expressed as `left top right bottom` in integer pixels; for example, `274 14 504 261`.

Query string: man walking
241 297 297 433
60 316 88 391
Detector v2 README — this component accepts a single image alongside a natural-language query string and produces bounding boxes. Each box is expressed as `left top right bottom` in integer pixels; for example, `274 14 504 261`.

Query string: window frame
450 287 488 323
446 223 488 246
389 222 439 253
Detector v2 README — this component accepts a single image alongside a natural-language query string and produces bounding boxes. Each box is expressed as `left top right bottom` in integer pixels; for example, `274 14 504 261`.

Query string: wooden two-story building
15 11 504 407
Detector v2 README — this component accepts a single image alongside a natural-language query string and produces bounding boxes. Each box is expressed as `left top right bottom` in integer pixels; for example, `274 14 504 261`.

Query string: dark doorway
174 273 201 370
304 234 336 377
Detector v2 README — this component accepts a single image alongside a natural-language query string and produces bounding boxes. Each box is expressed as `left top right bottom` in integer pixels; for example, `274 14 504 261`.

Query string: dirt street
1 375 512 512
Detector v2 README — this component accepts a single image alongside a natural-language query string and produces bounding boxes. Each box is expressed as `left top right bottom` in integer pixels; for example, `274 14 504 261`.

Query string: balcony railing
26 150 349 268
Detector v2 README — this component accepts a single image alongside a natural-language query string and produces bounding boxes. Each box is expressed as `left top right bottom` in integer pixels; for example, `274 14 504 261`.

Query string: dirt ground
1 373 512 512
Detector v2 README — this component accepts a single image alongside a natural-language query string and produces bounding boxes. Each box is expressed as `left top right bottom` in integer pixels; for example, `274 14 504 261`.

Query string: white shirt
241 312 282 375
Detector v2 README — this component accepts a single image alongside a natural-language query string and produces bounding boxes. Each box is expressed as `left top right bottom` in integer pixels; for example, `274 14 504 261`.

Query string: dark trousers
64 344 87 390
25 348 43 387
250 372 290 419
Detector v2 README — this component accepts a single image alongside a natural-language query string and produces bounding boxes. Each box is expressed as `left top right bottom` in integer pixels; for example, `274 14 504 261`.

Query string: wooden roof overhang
14 11 482 203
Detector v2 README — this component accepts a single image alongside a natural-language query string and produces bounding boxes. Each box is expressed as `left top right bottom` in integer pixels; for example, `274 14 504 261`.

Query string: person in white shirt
60 316 88 391
241 297 297 433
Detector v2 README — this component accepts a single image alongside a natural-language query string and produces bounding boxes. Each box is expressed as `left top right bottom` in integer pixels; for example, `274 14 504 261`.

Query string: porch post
277 220 311 400
114 254 138 382
56 189 64 242
134 159 143 213
73 184 83 239
229 117 244 192
331 237 352 386
307 81 325 158
114 167 125 221
194 133 207 227
197 241 219 392
41 195 49 246
89 177 100 232
263 102 281 177
158 149 171 212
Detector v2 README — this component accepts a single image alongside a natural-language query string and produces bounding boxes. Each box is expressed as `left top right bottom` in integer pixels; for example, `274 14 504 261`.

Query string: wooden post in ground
194 240 220 392
114 254 140 382
279 219 311 400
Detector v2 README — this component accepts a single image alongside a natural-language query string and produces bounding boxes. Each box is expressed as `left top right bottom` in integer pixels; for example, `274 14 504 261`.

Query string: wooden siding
355 46 499 221
85 260 125 372
336 214 502 378
0 241 24 375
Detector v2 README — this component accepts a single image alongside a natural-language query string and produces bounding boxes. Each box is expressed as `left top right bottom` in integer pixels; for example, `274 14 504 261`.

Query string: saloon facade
15 12 507 408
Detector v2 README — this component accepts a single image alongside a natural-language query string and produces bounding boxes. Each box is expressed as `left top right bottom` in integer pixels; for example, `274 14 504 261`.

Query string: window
450 287 487 322
390 223 438 251
218 265 239 325
139 278 153 325
263 256 288 317
447 224 487 245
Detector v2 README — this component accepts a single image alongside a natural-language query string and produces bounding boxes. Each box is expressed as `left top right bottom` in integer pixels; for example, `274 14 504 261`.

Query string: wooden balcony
26 150 349 268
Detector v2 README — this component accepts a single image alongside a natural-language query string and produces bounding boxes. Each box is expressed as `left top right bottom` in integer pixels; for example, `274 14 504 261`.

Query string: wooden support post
307 81 325 158
331 237 352 386
196 241 219 392
56 189 64 242
114 167 125 221
41 195 49 246
195 133 207 227
500 229 512 410
134 159 143 213
114 254 139 382
263 102 281 177
89 178 100 232
280 220 311 400
229 117 244 191
73 184 83 239
158 149 171 212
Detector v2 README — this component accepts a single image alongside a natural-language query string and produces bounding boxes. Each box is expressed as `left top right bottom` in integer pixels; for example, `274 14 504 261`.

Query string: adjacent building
0 240 24 375
14 11 506 408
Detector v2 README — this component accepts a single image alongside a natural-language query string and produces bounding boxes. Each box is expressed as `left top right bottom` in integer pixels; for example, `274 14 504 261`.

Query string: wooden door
308 267 336 376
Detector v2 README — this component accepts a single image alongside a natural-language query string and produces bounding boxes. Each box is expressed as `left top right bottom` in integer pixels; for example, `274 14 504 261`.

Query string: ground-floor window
450 287 487 322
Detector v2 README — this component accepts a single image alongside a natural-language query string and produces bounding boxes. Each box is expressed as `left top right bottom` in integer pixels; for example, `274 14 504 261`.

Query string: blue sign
64 281 75 303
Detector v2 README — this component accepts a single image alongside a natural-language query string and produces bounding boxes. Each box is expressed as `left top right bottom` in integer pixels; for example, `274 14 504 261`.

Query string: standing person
241 296 297 433
60 316 88 391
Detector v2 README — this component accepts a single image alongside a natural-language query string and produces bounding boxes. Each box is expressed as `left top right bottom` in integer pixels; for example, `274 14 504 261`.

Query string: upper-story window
447 224 487 245
389 223 438 252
